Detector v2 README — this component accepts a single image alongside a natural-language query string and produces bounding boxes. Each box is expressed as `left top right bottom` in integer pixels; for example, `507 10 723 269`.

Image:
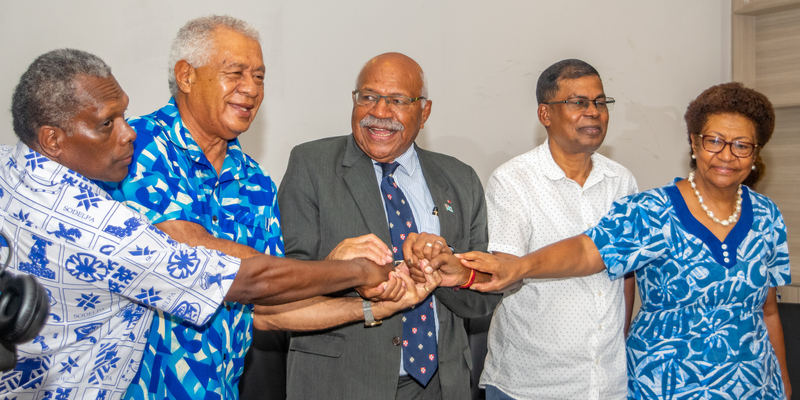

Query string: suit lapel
417 146 457 243
341 135 392 245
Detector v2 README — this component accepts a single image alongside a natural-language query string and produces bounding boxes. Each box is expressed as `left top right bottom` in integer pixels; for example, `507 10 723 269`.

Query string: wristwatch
363 300 382 327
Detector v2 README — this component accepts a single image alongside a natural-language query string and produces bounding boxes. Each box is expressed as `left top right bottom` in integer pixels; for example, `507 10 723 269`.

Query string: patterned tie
379 162 437 386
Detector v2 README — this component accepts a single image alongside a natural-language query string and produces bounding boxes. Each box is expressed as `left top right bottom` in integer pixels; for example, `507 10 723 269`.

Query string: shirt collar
372 144 420 177
153 98 252 180
538 140 619 186
10 142 104 195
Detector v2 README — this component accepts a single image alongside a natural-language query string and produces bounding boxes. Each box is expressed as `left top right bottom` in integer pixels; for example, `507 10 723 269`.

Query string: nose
120 120 137 144
583 101 600 117
370 96 393 118
237 74 259 98
718 143 737 161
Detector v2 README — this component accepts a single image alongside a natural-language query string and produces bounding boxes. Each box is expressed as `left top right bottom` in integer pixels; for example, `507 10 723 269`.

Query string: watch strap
363 300 382 327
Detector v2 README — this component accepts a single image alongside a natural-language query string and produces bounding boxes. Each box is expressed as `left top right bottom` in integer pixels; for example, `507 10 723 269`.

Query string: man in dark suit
276 52 500 400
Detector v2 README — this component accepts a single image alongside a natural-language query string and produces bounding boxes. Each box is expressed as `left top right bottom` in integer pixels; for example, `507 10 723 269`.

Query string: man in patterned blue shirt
2 49 398 399
98 15 403 400
97 16 281 400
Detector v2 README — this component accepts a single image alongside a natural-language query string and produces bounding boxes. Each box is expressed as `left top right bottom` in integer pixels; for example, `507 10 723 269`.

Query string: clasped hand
401 232 473 288
326 234 442 305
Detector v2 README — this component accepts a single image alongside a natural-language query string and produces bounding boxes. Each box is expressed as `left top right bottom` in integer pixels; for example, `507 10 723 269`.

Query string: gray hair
354 63 429 108
12 48 112 146
168 15 261 96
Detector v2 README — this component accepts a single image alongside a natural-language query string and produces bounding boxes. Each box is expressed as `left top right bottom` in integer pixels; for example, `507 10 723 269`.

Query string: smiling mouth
229 103 253 116
578 125 603 134
367 128 398 137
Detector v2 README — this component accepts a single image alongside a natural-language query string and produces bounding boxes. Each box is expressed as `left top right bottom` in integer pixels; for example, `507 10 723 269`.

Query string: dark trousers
239 329 290 400
396 371 442 400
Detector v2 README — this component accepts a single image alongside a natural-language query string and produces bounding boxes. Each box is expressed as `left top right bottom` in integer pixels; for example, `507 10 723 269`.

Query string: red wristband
458 269 476 289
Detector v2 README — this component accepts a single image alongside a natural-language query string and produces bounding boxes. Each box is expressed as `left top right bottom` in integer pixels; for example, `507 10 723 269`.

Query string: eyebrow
567 94 607 99
359 87 414 97
705 131 755 141
222 61 265 73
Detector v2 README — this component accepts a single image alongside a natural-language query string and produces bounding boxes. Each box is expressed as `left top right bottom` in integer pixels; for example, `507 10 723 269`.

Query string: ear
35 125 65 159
689 134 699 153
419 100 433 130
537 103 551 127
174 60 196 94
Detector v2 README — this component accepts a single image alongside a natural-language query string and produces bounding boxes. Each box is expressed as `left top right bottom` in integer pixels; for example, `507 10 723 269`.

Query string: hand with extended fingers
455 251 522 292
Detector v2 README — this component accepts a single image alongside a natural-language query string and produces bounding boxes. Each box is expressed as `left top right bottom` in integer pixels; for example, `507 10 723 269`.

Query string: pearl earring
752 165 756 170
691 154 696 160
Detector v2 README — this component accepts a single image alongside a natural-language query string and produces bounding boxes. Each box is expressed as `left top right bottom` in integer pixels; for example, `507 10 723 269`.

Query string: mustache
359 115 404 131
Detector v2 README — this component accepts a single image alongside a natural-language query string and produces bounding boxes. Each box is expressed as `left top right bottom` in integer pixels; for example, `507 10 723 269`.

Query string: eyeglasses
696 134 758 158
353 90 426 110
543 97 615 112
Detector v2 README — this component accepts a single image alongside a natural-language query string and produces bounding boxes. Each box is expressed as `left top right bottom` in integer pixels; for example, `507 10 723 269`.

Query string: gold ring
423 286 431 293
425 243 433 247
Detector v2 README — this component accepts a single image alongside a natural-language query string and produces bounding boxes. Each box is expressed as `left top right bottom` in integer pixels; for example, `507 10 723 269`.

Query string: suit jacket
279 135 500 400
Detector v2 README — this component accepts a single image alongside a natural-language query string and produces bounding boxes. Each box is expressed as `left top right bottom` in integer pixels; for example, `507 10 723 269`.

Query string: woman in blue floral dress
458 83 791 399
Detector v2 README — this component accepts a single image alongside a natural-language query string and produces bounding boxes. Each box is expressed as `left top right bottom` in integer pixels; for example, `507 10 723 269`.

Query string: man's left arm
624 272 635 336
621 173 639 337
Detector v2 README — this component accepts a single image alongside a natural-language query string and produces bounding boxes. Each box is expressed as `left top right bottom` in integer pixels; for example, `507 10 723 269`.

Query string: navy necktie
379 162 437 386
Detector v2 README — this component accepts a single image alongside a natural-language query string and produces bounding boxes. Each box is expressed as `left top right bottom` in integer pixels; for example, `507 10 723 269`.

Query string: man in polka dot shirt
479 59 638 400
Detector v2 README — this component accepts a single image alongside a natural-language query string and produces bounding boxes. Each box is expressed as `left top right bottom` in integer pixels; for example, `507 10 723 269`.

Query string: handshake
327 232 480 320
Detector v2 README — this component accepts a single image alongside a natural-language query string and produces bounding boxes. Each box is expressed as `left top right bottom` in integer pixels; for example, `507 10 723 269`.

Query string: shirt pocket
414 210 441 235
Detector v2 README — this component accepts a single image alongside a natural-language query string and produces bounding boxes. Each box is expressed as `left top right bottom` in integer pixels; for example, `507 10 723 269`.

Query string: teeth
231 105 248 111
369 128 393 137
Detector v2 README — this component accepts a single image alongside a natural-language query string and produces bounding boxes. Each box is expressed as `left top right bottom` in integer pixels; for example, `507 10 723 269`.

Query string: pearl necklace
688 171 742 227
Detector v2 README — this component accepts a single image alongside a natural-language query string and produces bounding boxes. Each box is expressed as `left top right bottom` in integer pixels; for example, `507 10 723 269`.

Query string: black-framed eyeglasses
696 134 758 158
543 97 615 112
353 90 426 110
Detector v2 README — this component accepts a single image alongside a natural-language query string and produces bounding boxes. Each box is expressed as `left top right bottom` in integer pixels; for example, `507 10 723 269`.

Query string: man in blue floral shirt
97 16 290 400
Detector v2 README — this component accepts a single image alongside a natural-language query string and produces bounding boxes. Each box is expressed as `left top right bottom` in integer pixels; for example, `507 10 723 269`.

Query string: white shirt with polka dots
481 141 638 400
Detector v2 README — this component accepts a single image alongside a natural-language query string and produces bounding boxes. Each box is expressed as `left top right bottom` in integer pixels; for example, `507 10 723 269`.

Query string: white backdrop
0 0 731 190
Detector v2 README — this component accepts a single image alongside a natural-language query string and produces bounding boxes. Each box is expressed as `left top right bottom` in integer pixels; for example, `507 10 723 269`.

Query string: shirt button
213 215 218 223
595 359 600 364
226 304 232 311
724 258 730 263
721 244 728 250
597 291 602 296
223 353 227 360
587 223 593 229
392 337 402 346
723 251 729 257
599 324 602 330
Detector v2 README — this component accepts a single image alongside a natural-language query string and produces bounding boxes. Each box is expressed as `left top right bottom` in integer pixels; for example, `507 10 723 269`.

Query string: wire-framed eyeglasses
697 134 758 158
353 90 425 110
543 97 615 112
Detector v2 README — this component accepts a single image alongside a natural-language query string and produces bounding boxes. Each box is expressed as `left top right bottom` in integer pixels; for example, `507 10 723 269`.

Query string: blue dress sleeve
585 191 671 280
764 200 791 287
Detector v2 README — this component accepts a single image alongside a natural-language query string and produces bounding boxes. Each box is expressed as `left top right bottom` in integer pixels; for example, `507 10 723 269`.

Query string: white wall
0 0 731 190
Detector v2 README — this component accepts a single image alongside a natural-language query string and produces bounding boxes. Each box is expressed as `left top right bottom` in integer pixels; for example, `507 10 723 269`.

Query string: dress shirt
370 144 441 376
98 98 284 400
0 142 239 399
482 140 638 399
